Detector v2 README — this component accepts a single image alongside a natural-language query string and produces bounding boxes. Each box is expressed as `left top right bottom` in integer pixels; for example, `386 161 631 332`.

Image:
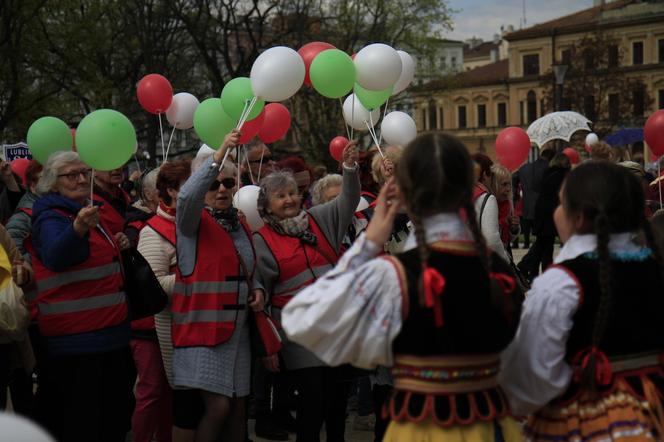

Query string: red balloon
645 109 664 157
495 127 531 172
239 109 265 144
562 147 580 165
258 103 291 144
10 158 30 186
298 42 336 87
329 136 349 162
137 74 173 114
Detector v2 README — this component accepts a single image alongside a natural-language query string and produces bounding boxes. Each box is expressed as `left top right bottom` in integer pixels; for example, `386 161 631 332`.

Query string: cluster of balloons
137 73 201 133
26 111 137 171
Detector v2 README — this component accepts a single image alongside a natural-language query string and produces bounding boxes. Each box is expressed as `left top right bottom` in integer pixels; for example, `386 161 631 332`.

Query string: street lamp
552 63 569 111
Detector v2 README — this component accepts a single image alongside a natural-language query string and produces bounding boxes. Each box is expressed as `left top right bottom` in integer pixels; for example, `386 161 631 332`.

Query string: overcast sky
445 0 594 42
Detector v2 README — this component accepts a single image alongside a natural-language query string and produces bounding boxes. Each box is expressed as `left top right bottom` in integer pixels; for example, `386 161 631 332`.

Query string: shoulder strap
478 193 491 228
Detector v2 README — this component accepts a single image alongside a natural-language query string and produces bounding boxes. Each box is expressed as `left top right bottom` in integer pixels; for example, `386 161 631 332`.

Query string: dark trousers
253 359 292 420
356 376 373 416
372 385 391 442
0 343 34 416
45 346 134 442
519 234 555 277
293 367 351 442
520 218 534 248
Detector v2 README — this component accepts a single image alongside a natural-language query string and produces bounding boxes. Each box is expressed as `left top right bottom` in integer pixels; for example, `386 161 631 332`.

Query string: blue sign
2 143 32 162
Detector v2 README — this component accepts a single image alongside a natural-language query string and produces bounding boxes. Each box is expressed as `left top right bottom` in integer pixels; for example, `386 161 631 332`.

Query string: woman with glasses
172 130 264 442
29 151 133 441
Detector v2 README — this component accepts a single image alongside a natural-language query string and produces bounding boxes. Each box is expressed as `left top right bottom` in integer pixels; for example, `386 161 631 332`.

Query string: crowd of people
0 129 662 442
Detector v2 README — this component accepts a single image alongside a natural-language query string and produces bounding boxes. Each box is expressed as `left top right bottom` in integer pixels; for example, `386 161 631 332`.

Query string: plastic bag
0 280 30 341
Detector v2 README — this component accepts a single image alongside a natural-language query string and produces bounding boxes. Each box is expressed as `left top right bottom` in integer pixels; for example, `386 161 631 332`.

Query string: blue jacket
31 193 130 355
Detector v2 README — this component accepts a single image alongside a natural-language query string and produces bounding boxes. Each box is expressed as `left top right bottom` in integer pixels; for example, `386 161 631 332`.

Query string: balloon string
365 120 384 159
235 100 251 132
257 148 265 184
244 145 255 184
339 98 351 140
237 97 258 131
659 160 662 210
378 97 390 146
350 94 355 140
236 145 241 195
134 154 142 175
158 113 165 165
219 148 231 172
368 110 385 158
164 124 177 163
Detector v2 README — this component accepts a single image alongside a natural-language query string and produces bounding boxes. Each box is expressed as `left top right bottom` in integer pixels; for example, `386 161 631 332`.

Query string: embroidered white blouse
498 232 644 415
280 213 472 369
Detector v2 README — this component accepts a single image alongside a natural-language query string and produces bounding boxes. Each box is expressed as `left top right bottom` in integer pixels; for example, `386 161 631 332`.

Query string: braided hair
561 161 658 389
395 132 484 301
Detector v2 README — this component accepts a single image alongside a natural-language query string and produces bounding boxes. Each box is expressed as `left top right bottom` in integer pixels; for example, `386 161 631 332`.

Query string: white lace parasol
527 111 592 147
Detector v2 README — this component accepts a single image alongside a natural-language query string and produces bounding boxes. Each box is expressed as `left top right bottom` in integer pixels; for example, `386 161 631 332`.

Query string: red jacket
28 210 128 337
171 211 254 347
256 214 338 309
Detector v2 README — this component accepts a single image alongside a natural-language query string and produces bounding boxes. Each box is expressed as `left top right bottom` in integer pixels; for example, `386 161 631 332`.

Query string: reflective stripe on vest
173 280 239 296
38 291 125 315
273 264 333 297
36 261 121 293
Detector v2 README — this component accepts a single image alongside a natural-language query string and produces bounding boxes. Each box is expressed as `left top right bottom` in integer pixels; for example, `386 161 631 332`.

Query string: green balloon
310 49 355 99
76 109 136 171
354 83 393 110
193 98 236 150
220 77 265 121
26 116 73 164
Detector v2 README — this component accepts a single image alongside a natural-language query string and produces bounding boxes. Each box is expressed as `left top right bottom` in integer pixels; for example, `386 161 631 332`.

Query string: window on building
561 49 571 65
584 95 596 122
608 45 619 68
451 56 457 67
458 106 467 129
421 108 427 129
633 41 644 65
609 94 620 122
519 101 525 125
428 100 437 129
633 87 645 116
659 39 664 63
439 107 444 129
523 54 540 76
497 102 507 126
660 89 664 110
527 90 537 124
441 56 447 67
477 104 486 128
584 49 595 70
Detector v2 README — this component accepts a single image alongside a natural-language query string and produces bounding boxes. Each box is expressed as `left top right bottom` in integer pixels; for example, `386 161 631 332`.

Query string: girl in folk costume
499 161 664 441
172 130 264 442
281 132 524 441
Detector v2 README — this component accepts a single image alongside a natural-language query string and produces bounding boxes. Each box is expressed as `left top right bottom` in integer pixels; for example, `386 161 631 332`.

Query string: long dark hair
396 132 489 303
562 161 664 388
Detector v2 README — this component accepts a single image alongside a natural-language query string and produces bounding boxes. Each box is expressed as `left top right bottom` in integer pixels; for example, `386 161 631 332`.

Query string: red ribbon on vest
572 346 613 387
422 265 446 327
489 272 516 294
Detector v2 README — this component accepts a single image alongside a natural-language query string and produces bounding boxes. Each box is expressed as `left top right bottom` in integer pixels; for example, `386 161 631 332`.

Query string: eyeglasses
209 177 236 191
57 169 92 181
248 156 273 164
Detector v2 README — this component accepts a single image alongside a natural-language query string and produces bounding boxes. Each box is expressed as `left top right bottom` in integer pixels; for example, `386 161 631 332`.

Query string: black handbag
121 248 168 320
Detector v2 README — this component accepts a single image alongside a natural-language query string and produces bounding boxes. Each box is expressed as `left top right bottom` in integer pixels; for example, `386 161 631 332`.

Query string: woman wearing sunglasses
171 130 264 442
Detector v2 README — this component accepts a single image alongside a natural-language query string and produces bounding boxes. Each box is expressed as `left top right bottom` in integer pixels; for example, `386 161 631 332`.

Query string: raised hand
342 140 359 168
365 177 402 246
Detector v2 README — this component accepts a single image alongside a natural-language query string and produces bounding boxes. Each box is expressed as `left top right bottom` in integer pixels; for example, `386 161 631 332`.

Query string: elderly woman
311 174 342 206
29 151 133 442
254 141 359 442
491 163 520 258
173 130 263 442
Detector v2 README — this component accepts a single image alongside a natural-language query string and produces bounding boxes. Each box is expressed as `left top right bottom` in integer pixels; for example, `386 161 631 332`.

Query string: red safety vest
28 210 127 337
93 189 131 235
171 211 254 348
256 214 338 310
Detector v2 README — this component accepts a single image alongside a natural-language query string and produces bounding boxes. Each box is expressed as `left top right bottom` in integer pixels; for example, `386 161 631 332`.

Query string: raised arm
309 142 360 251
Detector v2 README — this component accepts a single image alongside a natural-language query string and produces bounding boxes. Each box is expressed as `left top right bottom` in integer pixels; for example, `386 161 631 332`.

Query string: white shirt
280 213 472 369
498 232 644 415
475 193 511 262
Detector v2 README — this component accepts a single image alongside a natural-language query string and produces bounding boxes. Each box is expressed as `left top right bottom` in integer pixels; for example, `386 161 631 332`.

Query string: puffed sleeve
498 266 581 415
281 234 404 369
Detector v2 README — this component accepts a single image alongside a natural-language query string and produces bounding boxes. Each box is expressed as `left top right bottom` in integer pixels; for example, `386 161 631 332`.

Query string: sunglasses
248 156 273 164
209 177 236 191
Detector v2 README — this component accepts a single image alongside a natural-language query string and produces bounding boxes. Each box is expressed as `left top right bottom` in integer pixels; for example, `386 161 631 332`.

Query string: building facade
413 0 664 158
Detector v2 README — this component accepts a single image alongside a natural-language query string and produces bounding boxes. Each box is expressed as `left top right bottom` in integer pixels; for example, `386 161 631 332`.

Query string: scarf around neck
205 206 240 232
266 210 318 246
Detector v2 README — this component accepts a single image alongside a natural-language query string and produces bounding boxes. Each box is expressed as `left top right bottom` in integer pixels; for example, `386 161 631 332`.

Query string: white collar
403 212 472 252
553 232 642 264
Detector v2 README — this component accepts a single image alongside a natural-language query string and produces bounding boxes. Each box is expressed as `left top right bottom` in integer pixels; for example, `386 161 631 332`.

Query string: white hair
311 174 342 205
35 151 84 196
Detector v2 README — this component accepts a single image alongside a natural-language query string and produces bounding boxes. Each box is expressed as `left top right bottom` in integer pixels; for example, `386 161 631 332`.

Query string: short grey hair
257 171 298 217
35 151 84 196
311 174 342 206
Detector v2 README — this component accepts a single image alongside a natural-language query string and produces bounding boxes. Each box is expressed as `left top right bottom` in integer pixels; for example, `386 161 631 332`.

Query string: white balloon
196 144 216 158
381 111 417 147
166 92 200 130
342 94 381 131
0 413 55 442
585 132 599 147
251 46 305 102
392 50 415 95
233 185 264 232
354 43 402 91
